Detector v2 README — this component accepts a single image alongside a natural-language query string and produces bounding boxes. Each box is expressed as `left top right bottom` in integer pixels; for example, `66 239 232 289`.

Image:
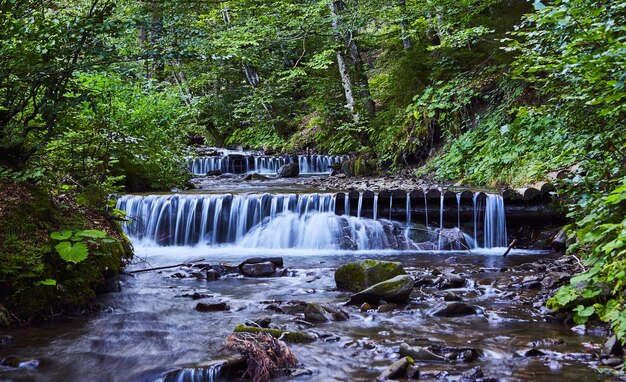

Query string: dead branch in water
502 239 517 257
225 332 298 382
126 259 205 274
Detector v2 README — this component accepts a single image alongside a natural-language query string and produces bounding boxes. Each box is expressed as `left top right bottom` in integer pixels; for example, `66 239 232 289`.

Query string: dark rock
378 303 399 313
206 169 222 176
378 356 413 380
601 357 623 366
196 302 229 312
239 257 284 269
518 348 545 357
0 335 15 346
171 272 186 278
241 262 276 277
428 302 479 317
241 172 269 181
522 281 542 290
206 269 221 281
603 335 623 356
550 229 568 251
438 274 466 290
277 163 300 178
443 292 462 302
191 271 206 280
349 275 414 305
281 301 308 315
335 259 406 292
254 317 271 328
304 303 330 323
182 292 211 300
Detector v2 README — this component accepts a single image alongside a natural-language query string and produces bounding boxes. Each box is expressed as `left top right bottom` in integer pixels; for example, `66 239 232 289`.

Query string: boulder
378 356 414 380
349 275 414 305
335 260 406 292
277 163 300 178
602 335 623 356
241 262 275 277
239 257 284 269
304 303 331 323
427 302 479 317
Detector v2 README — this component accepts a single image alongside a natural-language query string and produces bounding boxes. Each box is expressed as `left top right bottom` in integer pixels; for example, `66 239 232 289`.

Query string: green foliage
50 229 112 264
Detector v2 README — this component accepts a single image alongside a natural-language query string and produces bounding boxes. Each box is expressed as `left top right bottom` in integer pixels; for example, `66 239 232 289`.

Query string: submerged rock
428 302 480 317
277 162 299 178
349 275 414 305
335 259 406 292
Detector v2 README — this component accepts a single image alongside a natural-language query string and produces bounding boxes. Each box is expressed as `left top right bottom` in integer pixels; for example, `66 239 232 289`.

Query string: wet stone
601 357 623 367
438 274 466 289
241 262 276 277
603 335 623 356
1 357 39 369
443 292 462 302
182 292 211 300
205 269 221 281
378 356 413 380
196 302 229 312
304 303 330 323
462 366 483 379
428 302 479 317
518 348 545 357
527 338 565 347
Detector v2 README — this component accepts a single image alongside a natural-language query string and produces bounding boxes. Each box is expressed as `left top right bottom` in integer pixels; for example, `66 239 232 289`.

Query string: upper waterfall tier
116 191 508 249
190 154 347 175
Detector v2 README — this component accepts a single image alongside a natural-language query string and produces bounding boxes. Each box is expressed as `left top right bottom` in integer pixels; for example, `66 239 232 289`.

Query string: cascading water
117 191 509 250
190 154 347 175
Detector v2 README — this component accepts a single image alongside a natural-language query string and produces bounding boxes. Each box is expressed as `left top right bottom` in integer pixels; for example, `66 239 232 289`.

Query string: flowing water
0 183 608 381
190 154 346 176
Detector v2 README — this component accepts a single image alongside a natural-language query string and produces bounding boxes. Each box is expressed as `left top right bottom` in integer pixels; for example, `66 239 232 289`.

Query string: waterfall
190 154 346 175
406 192 411 224
373 193 379 220
483 194 508 248
116 190 508 250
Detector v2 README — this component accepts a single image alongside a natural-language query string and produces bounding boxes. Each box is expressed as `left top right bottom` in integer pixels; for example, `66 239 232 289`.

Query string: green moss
335 260 406 292
0 180 132 324
233 324 316 344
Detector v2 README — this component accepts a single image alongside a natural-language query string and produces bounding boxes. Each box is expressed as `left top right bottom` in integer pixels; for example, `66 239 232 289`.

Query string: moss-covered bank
0 180 132 326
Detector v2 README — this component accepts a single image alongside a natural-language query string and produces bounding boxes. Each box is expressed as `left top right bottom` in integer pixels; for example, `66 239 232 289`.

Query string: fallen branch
127 259 205 274
502 239 517 257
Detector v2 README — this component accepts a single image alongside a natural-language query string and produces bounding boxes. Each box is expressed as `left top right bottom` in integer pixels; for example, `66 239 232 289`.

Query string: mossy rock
335 259 406 292
349 274 415 305
353 156 374 176
233 324 316 343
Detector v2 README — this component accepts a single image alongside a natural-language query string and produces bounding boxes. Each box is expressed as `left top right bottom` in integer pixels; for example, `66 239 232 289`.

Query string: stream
0 154 612 381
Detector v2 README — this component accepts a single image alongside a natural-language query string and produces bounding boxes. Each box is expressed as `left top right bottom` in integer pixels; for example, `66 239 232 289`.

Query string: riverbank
0 180 132 326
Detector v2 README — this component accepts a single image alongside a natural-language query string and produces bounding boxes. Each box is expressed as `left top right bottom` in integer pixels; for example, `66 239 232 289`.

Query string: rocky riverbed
0 246 621 381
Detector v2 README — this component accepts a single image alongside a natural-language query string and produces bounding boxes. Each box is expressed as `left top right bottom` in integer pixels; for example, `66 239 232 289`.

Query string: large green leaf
55 241 89 264
50 230 72 240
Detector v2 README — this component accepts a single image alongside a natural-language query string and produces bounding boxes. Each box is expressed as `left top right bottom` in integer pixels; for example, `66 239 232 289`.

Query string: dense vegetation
1 0 625 341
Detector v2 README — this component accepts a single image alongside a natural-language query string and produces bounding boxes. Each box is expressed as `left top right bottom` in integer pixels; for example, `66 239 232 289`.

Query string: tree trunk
347 32 375 118
329 1 358 122
397 0 412 49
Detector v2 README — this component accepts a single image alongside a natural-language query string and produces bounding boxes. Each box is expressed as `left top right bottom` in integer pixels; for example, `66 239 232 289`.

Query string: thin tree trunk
397 0 412 49
347 32 375 118
329 1 358 122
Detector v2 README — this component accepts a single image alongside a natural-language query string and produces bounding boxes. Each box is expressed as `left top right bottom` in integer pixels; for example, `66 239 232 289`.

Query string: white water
190 154 347 175
116 191 509 249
